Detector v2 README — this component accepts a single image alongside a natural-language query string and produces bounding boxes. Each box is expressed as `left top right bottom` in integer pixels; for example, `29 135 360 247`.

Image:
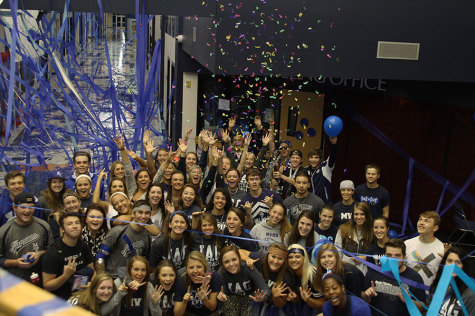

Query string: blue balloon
307 128 316 137
295 131 303 140
323 115 343 137
388 229 398 238
300 118 309 128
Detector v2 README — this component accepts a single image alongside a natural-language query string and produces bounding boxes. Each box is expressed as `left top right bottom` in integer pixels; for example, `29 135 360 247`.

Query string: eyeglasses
280 146 289 150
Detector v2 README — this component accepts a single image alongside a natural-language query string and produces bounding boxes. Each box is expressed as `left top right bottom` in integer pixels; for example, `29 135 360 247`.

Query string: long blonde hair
76 273 116 314
288 244 315 287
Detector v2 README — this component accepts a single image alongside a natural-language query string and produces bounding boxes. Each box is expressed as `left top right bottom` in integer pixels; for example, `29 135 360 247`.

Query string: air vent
377 41 420 60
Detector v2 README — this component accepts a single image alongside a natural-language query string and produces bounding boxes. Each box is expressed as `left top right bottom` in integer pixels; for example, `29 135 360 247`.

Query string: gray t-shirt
98 224 151 278
0 217 53 280
284 192 324 225
250 221 284 253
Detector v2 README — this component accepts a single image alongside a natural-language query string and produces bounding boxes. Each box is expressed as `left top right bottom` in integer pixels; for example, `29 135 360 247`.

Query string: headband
76 174 92 183
169 211 187 223
268 247 288 258
187 165 201 174
63 190 80 201
322 271 344 284
109 192 129 202
288 247 305 256
133 204 152 213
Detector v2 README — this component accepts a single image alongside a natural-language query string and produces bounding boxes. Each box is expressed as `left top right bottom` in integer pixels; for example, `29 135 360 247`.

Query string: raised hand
113 135 125 150
125 148 139 160
221 129 231 143
217 286 228 302
184 128 193 141
263 194 274 208
177 138 188 153
143 131 158 154
272 282 288 298
197 283 211 301
262 133 272 146
299 285 312 303
228 116 236 129
119 278 128 293
249 289 267 302
128 280 147 291
243 201 253 212
183 286 192 302
254 116 262 129
164 200 175 215
201 130 210 144
63 257 76 277
244 133 251 147
97 168 107 181
364 281 378 298
150 284 165 303
246 257 260 270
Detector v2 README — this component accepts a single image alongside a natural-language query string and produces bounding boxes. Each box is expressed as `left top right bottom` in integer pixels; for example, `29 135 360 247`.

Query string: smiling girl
284 210 320 253
250 203 292 253
174 251 220 316
321 273 371 316
366 216 389 265
81 203 108 257
112 256 163 316
75 174 93 209
335 202 373 274
153 260 177 316
192 214 223 271
205 188 233 233
217 245 271 316
150 211 193 270
67 273 118 314
223 208 258 252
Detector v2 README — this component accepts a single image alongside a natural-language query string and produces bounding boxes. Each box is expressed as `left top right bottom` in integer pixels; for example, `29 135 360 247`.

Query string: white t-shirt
404 236 444 286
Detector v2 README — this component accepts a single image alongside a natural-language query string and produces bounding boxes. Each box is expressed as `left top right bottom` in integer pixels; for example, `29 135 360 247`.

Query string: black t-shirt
120 286 145 316
363 266 426 316
333 201 355 227
223 228 258 252
354 184 390 219
174 272 221 315
149 235 191 270
192 233 221 271
342 263 364 297
366 242 384 265
218 262 270 297
205 210 227 233
315 224 339 242
42 238 94 299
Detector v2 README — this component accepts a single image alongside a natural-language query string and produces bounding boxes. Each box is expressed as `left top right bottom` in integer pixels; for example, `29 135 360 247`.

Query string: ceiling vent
377 41 420 60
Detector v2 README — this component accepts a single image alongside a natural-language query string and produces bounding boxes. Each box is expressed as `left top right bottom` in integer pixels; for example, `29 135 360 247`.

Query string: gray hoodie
250 221 284 253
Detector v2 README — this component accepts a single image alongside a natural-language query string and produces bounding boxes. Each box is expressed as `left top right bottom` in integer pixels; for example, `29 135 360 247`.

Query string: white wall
163 32 176 137
182 72 198 149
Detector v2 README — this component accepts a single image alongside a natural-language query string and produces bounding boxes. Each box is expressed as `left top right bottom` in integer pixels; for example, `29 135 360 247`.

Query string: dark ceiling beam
0 0 214 15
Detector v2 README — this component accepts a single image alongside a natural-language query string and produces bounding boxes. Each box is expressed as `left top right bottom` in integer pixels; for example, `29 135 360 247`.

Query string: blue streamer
401 158 415 235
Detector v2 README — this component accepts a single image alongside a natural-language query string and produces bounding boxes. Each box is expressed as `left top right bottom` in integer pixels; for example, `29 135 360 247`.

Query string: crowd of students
0 119 473 316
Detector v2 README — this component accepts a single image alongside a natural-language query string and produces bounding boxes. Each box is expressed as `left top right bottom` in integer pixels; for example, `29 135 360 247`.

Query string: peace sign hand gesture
119 278 128 293
63 257 76 277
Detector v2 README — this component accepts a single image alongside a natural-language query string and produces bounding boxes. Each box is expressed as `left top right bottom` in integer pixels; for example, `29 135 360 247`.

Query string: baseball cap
14 192 37 205
340 180 355 190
